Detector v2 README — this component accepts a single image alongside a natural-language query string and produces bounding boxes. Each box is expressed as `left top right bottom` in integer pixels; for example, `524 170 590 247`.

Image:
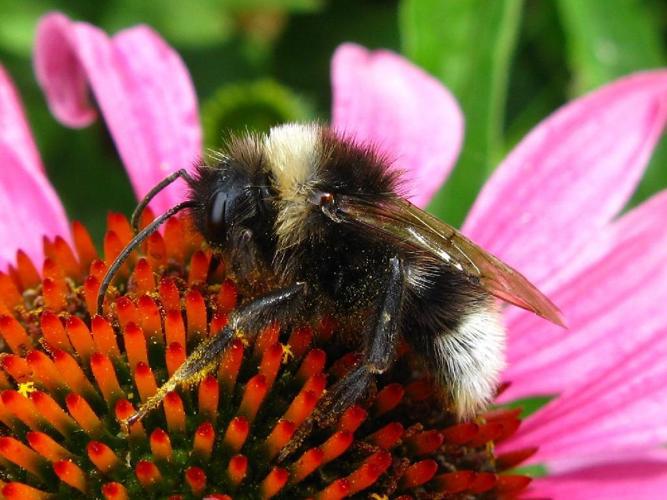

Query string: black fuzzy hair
316 128 403 200
188 134 271 248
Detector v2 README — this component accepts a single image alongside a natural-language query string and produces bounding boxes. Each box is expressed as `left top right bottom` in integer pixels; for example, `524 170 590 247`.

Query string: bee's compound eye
207 191 228 240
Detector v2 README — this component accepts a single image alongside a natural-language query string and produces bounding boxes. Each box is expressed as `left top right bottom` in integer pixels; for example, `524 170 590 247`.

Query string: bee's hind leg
123 282 307 430
279 256 405 461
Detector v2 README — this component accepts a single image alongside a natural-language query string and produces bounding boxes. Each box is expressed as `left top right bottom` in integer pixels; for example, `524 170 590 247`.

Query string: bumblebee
98 123 563 452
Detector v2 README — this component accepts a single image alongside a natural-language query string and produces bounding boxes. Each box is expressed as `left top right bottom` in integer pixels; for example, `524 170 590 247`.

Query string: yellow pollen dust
18 381 36 397
370 494 389 500
281 343 294 363
235 330 250 347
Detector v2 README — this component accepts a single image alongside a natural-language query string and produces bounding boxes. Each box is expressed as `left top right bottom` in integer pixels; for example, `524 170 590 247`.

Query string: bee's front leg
123 282 306 430
279 256 406 460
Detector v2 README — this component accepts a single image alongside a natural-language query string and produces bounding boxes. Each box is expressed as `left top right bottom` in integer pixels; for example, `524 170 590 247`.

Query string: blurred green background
1 0 666 244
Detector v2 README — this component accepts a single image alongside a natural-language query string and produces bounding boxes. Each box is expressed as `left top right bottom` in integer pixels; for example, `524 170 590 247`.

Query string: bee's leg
123 323 235 430
123 282 306 430
279 257 405 460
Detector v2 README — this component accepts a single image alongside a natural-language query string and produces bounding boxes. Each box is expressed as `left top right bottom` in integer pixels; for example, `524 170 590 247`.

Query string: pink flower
1 11 666 498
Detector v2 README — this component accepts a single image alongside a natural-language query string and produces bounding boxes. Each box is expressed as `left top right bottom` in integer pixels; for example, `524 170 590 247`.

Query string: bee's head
189 150 274 249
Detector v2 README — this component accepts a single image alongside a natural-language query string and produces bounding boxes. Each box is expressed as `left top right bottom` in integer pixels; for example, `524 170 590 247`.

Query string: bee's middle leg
279 256 405 460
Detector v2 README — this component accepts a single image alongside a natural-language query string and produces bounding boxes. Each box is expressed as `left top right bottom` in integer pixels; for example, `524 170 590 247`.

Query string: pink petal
501 328 667 462
499 190 667 400
34 12 201 213
0 66 44 175
546 449 667 476
0 145 71 266
0 65 70 268
463 71 667 289
531 456 667 500
331 43 463 208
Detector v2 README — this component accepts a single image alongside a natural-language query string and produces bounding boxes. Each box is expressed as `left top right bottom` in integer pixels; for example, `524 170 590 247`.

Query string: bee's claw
277 419 314 463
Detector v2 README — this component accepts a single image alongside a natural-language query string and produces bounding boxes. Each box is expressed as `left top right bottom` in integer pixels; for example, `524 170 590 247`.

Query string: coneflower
0 212 531 498
1 12 667 498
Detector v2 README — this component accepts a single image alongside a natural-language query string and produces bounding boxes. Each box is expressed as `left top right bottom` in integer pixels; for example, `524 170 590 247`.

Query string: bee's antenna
131 169 196 233
97 200 198 315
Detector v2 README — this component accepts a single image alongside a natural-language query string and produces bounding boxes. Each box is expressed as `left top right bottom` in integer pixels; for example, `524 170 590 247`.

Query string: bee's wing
335 195 566 327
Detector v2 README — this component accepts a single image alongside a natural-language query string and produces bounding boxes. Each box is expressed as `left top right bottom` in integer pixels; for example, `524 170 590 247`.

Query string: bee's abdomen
403 264 506 418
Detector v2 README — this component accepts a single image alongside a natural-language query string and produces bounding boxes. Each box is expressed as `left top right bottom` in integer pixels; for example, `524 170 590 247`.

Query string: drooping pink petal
0 145 72 269
331 43 463 208
501 328 667 462
499 191 667 400
0 65 70 269
530 456 667 500
0 66 44 175
463 71 667 289
34 12 201 213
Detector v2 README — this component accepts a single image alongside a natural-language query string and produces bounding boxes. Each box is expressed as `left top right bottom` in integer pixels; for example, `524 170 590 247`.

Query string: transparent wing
335 195 565 327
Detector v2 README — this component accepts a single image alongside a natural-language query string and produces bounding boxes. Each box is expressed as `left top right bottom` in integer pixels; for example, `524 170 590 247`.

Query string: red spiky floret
0 214 534 498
